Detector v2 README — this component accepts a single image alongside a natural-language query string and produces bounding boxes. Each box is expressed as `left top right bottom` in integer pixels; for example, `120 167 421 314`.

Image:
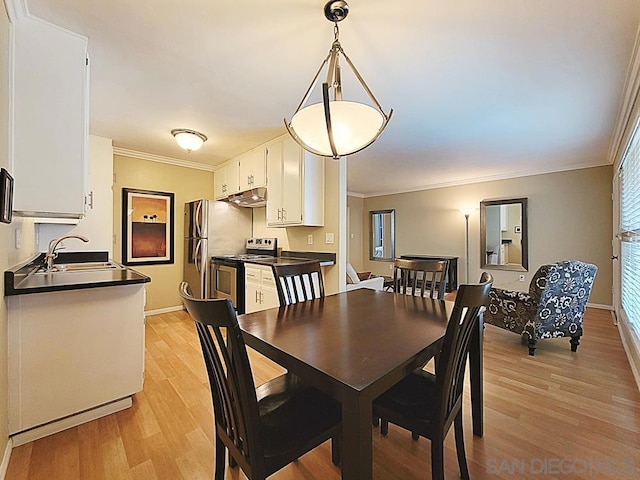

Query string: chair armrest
485 287 535 334
357 271 372 281
346 276 384 291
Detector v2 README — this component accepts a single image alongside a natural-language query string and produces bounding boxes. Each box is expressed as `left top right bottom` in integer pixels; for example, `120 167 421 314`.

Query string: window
619 121 640 333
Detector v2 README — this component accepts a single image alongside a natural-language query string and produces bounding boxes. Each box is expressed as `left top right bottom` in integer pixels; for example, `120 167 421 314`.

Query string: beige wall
360 166 613 306
113 155 214 311
0 1 10 461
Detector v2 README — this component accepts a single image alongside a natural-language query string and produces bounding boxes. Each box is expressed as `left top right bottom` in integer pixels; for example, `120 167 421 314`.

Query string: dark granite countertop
4 252 151 296
245 251 336 267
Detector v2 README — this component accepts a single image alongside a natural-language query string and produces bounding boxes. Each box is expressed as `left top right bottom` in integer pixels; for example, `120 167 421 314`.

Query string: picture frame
122 188 175 266
0 168 13 224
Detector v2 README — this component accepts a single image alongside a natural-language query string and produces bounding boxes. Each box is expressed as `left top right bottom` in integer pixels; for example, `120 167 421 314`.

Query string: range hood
227 187 267 208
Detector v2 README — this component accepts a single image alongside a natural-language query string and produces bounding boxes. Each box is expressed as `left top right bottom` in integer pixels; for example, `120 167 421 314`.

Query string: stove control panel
246 237 278 253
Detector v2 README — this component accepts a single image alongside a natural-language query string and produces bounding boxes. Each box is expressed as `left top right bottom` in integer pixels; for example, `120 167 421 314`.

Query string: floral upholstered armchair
484 260 597 356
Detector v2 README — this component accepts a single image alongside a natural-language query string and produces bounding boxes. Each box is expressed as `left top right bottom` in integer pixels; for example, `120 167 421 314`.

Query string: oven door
211 262 236 302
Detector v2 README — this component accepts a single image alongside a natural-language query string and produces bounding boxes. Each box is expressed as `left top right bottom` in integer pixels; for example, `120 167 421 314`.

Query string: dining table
238 288 484 480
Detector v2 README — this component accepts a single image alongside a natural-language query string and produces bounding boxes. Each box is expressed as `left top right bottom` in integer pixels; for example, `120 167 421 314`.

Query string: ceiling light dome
171 129 207 152
285 0 392 159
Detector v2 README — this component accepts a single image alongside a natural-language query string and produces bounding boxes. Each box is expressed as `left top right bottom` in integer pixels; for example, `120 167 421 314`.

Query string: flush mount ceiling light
284 0 392 160
171 129 207 152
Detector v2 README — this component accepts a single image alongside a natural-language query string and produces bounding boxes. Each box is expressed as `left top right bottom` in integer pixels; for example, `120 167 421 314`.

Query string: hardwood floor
7 307 640 479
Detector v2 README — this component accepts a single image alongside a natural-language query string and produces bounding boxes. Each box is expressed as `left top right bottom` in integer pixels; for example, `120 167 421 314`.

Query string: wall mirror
370 209 395 261
480 198 528 271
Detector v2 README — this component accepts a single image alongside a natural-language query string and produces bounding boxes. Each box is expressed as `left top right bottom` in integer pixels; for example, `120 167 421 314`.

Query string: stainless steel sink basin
36 261 125 274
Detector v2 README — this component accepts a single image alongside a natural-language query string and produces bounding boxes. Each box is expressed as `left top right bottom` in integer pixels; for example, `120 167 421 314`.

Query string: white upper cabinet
214 161 240 200
266 135 324 227
12 16 90 219
238 148 266 191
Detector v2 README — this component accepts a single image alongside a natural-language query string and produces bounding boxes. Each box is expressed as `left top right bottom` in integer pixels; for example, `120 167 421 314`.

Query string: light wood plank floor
7 307 640 479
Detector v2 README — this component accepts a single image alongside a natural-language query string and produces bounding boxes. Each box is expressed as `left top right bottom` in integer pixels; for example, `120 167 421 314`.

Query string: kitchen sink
35 261 125 274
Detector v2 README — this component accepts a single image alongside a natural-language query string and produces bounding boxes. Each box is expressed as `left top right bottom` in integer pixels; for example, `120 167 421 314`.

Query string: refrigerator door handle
195 201 203 238
195 240 202 273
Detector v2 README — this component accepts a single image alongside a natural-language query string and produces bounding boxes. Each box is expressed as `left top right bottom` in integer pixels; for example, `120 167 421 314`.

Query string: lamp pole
460 209 472 284
464 213 470 284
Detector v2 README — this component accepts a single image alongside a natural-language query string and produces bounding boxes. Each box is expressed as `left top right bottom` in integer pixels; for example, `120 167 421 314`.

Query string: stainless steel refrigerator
183 199 252 299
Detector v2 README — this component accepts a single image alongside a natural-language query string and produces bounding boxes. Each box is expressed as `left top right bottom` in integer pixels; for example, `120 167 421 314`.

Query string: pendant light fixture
285 1 392 160
171 128 207 152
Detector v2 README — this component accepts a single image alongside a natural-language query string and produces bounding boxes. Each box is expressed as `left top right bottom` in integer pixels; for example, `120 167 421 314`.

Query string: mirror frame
369 209 395 261
480 198 528 272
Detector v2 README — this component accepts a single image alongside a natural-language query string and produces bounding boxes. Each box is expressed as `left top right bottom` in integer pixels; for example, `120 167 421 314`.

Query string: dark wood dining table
238 288 484 480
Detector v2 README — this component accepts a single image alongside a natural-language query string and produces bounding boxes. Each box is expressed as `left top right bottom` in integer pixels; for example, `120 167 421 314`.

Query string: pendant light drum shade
290 101 384 156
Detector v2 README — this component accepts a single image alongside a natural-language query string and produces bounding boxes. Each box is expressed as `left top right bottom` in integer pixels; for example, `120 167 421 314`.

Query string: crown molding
609 22 640 169
112 147 216 172
357 161 610 198
4 0 28 23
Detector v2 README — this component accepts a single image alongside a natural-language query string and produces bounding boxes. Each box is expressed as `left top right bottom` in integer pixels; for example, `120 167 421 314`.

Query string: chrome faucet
44 235 89 271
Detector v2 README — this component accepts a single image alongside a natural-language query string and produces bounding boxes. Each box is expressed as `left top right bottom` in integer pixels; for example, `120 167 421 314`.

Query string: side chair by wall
484 260 597 356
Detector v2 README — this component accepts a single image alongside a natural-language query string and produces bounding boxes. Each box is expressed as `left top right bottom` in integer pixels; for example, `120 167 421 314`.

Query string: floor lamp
460 209 473 284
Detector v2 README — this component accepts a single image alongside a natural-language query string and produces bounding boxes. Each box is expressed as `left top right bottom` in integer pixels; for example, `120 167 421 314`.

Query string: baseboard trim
144 305 184 316
617 319 640 393
0 438 12 480
587 302 613 311
10 397 132 447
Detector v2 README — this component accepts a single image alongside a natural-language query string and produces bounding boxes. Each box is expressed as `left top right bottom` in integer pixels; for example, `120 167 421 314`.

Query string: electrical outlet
519 274 525 282
307 234 313 245
325 233 334 244
389 264 394 270
14 229 21 249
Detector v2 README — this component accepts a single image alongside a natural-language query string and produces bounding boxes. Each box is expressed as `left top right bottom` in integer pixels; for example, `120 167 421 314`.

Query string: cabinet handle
84 191 94 210
260 291 264 304
277 208 282 220
255 290 259 303
282 208 286 221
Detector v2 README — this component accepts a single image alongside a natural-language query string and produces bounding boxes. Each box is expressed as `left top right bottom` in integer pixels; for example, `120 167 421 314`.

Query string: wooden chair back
393 258 449 299
271 261 325 305
178 282 264 476
435 272 493 431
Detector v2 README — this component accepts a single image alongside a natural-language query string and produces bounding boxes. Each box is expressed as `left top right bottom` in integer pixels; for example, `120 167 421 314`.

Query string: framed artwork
122 188 175 265
0 168 13 224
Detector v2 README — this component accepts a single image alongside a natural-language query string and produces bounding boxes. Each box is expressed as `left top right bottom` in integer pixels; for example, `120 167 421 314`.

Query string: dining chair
178 282 341 480
271 260 325 305
373 272 494 480
393 258 450 299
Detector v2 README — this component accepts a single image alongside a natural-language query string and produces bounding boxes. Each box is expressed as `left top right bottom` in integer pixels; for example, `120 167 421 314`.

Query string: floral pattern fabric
484 260 597 346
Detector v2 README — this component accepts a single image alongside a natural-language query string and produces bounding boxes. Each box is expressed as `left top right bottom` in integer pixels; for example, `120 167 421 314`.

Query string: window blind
620 121 640 332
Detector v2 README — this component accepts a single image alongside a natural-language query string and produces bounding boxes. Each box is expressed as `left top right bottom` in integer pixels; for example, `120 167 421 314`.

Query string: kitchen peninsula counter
4 252 150 296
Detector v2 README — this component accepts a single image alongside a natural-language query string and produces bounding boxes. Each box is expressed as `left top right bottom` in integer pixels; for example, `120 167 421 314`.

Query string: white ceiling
24 0 640 196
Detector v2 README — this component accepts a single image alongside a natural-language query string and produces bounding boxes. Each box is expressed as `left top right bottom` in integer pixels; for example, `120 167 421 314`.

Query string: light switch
325 233 334 244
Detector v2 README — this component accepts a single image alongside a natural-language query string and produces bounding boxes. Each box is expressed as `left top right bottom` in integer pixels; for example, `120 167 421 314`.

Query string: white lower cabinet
245 264 279 313
7 285 145 442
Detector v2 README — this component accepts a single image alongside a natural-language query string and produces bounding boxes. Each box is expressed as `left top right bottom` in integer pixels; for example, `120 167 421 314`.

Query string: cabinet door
13 17 89 217
260 269 280 309
245 283 261 314
281 136 302 224
266 141 283 225
245 266 261 314
214 167 227 199
226 161 240 195
239 149 266 191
